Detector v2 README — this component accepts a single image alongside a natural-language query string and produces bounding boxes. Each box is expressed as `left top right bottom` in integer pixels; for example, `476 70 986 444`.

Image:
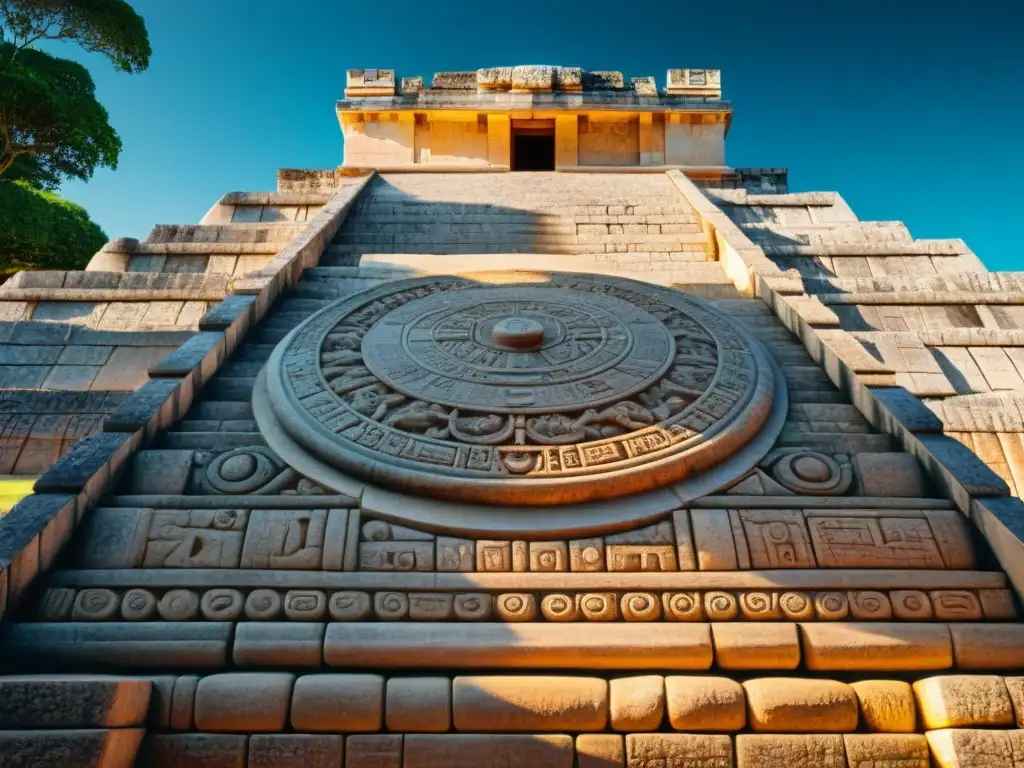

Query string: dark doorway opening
513 132 555 171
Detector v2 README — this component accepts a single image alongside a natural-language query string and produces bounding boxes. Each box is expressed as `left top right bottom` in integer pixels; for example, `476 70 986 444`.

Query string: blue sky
50 0 1024 270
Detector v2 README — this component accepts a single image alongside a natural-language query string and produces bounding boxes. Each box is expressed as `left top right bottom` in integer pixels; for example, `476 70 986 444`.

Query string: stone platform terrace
2 66 1024 768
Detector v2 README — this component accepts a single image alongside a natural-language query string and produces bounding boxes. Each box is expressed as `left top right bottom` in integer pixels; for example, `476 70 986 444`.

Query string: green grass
0 478 37 515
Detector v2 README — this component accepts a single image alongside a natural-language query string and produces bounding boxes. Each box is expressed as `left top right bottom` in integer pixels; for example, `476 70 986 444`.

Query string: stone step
203 376 256 401
347 213 701 226
158 431 267 450
189 401 254 421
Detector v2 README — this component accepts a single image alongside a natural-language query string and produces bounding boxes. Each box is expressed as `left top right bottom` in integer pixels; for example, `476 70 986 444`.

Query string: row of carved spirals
38 586 1005 623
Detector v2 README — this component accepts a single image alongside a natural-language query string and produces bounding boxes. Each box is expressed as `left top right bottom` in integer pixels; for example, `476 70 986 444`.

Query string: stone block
144 675 176 729
0 728 144 768
345 734 401 768
664 676 744 731
1004 677 1024 726
291 674 384 732
148 331 224 378
248 735 342 768
842 734 929 768
914 675 1014 729
142 733 247 768
799 622 953 671
850 680 916 733
1 622 231 670
130 450 194 495
386 677 450 732
34 431 133 493
241 509 326 569
403 734 574 768
193 673 294 732
576 734 624 768
853 452 927 497
950 623 1024 669
170 675 198 731
233 622 324 668
711 623 801 669
691 509 739 570
76 507 151 569
743 678 858 732
609 675 664 732
452 676 607 732
0 675 151 728
736 734 846 768
436 537 474 571
102 379 181 434
625 734 732 768
926 728 1022 768
979 589 1016 620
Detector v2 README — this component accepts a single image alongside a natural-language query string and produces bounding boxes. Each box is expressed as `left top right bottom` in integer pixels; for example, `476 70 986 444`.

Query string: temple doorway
512 120 555 170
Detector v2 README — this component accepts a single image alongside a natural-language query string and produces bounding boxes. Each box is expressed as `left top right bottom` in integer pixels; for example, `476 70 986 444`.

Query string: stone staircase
321 172 713 272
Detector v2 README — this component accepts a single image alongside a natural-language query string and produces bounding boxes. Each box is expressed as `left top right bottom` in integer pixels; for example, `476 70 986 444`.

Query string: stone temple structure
2 64 1024 766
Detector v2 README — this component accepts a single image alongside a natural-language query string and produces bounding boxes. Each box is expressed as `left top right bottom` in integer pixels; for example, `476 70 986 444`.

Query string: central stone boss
264 272 775 505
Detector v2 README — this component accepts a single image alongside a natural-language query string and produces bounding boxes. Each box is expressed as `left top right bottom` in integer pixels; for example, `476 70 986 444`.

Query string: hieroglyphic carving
437 538 474 572
268 273 775 507
143 510 248 568
813 592 849 620
930 590 982 620
704 591 738 620
663 592 703 621
241 510 326 569
200 589 243 621
771 451 853 496
121 588 156 621
580 593 618 621
739 592 781 620
569 538 605 572
360 540 435 572
779 592 814 621
285 590 327 620
621 592 662 621
807 516 945 569
453 593 492 621
476 540 512 572
194 447 296 495
529 542 568 572
375 592 409 621
891 590 933 620
72 589 119 621
496 593 537 621
409 593 454 620
732 510 816 569
848 591 892 620
607 545 677 572
158 589 199 621
330 591 372 621
541 594 580 622
244 589 282 620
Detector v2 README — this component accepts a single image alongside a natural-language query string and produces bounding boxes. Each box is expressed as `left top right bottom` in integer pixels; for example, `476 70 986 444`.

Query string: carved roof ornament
256 273 785 531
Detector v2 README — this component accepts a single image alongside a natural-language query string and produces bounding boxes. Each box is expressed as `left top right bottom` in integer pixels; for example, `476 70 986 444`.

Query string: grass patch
0 478 37 515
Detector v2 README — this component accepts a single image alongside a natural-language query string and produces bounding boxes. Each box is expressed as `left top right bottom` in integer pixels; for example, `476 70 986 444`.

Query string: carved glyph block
542 594 581 622
663 592 704 621
144 509 248 568
569 538 605 572
359 541 434 572
530 542 568 572
241 510 326 569
667 69 722 97
607 545 677 572
454 593 491 621
930 590 983 620
807 515 945 569
436 538 474 572
330 591 372 621
580 593 619 621
891 590 934 620
409 593 454 621
496 593 537 621
732 510 816 569
476 541 512 572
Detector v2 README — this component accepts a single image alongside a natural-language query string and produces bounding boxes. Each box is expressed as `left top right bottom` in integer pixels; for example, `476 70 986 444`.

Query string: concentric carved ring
261 272 779 508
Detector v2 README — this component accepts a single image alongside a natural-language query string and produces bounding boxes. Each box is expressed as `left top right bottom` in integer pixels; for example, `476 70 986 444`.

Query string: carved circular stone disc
262 272 778 507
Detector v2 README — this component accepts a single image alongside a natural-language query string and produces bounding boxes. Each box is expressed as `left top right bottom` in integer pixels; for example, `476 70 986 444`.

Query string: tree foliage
0 0 150 73
0 179 106 277
0 42 120 180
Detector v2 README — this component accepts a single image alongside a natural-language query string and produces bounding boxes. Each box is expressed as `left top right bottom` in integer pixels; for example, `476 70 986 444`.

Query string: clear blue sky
50 0 1024 270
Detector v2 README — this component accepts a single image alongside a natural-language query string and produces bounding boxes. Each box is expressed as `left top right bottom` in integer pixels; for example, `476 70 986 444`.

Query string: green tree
0 179 106 278
0 0 150 183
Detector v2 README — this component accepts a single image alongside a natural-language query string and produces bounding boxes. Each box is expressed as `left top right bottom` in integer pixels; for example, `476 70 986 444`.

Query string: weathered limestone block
743 678 858 732
734 509 816 568
141 733 247 768
200 589 243 621
663 592 703 621
570 538 605 572
665 676 745 731
73 589 120 620
374 592 409 620
232 622 324 668
453 593 491 621
359 541 434 572
1004 677 1024 727
581 593 620 621
0 728 144 768
476 540 512 571
144 676 175 730
913 676 1014 729
247 734 342 768
403 734 574 768
626 734 732 768
950 624 1024 669
891 590 933 620
712 623 801 669
291 674 384 732
1 622 231 670
979 589 1017 620
436 537 474 572
76 508 151 568
244 589 282 620
284 590 327 620
386 677 450 733
241 509 326 569
576 734 624 768
410 593 454 621
736 734 847 768
850 680 916 733
541 594 580 621
704 591 738 620
193 673 294 732
842 734 929 768
452 676 607 732
144 509 248 568
329 591 371 620
691 509 737 570
931 590 983 620
740 592 782 620
609 675 664 732
170 675 198 731
814 592 849 620
130 450 194 495
121 589 157 620
607 545 676 572
0 676 151 728
530 541 568 571
810 516 947 570
799 622 953 671
621 592 662 621
158 589 199 621
495 593 537 621
853 452 927 497
926 728 1024 768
